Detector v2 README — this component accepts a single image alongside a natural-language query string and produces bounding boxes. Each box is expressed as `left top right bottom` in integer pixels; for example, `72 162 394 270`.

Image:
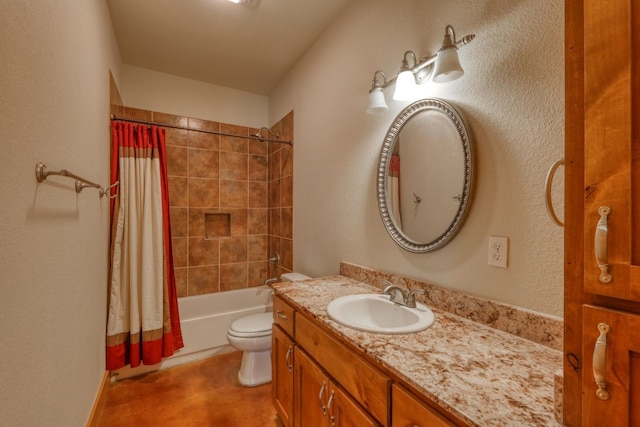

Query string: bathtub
111 286 274 380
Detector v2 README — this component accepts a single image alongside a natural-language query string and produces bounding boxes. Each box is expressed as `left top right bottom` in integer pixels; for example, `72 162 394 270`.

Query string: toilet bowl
226 272 311 386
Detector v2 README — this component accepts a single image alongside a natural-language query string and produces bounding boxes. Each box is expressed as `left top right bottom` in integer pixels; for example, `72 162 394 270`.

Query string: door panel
582 305 640 426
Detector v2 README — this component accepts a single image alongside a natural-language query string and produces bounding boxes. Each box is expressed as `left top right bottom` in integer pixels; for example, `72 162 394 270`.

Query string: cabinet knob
276 310 289 320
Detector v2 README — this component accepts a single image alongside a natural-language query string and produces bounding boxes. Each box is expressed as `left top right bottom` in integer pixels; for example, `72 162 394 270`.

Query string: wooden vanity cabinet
565 0 640 425
294 314 390 426
272 293 389 426
273 296 296 427
294 348 379 427
273 293 460 427
273 323 295 427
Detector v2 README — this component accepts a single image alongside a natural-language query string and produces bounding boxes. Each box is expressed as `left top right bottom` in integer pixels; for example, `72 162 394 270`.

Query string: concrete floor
96 351 280 426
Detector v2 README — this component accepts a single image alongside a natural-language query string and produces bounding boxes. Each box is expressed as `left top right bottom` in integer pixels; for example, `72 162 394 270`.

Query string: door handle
592 322 611 400
594 206 613 283
285 345 293 373
319 381 327 415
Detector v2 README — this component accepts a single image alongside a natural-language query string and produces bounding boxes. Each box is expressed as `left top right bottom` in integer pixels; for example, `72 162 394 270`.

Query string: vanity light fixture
367 24 475 113
367 71 389 114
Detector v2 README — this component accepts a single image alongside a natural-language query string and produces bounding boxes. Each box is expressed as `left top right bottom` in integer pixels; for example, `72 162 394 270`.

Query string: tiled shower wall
110 106 294 297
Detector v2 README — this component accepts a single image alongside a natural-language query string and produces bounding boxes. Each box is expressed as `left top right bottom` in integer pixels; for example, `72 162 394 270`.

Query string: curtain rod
110 115 292 146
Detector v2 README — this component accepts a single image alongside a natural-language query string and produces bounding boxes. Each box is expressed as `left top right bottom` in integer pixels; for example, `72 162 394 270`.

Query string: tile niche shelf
205 213 231 239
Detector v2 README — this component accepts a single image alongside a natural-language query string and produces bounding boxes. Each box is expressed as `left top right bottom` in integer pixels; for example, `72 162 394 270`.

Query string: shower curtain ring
101 181 119 199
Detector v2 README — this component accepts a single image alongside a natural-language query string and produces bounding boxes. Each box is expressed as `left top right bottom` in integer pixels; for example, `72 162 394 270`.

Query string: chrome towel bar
35 162 117 198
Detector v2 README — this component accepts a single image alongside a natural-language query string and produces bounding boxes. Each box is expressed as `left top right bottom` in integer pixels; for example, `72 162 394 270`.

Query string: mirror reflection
378 98 474 253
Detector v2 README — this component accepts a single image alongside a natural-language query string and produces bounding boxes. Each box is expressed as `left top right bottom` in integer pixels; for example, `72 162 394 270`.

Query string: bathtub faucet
264 277 279 286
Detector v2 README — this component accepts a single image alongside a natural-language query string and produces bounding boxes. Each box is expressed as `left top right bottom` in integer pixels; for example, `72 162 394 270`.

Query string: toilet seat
228 313 273 338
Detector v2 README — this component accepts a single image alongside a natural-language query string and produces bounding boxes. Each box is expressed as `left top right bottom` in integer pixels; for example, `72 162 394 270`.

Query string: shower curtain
106 121 183 370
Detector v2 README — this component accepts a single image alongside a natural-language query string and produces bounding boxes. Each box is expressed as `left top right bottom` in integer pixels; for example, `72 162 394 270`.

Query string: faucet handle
381 280 407 305
405 288 425 307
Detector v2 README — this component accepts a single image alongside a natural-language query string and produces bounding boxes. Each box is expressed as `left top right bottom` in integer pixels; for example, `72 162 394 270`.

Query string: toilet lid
230 313 273 334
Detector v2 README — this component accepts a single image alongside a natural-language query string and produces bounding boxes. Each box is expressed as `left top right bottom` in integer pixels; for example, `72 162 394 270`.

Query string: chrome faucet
382 280 425 308
264 277 279 286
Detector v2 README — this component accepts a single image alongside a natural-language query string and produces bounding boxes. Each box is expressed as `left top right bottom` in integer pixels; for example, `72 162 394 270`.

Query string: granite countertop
272 275 563 427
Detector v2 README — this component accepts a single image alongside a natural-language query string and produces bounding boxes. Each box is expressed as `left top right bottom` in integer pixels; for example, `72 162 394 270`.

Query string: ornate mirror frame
377 98 474 253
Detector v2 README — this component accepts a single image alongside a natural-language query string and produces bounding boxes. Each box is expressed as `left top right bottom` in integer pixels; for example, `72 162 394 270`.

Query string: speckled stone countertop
272 275 563 427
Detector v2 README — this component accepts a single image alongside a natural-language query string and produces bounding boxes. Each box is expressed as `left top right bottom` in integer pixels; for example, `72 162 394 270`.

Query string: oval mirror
377 98 474 252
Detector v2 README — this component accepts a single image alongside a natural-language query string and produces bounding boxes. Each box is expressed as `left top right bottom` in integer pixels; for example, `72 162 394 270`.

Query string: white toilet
226 272 311 386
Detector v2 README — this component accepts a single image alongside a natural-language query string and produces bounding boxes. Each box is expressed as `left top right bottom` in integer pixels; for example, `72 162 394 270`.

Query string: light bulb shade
367 87 388 114
393 70 417 100
432 48 464 83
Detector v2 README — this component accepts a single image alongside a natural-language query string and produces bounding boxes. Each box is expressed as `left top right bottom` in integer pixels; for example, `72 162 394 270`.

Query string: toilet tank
280 272 311 282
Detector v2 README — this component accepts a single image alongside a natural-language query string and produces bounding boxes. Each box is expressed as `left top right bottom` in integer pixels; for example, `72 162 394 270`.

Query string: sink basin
326 294 435 334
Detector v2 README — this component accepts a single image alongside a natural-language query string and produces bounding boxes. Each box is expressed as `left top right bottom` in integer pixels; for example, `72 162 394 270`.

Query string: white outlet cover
488 236 509 268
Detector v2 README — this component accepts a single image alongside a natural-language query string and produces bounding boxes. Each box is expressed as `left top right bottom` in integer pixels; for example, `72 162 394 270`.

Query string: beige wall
269 0 565 317
0 0 121 425
121 65 269 129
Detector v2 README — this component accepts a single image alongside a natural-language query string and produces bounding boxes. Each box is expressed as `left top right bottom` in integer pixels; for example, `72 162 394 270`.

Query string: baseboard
86 371 110 427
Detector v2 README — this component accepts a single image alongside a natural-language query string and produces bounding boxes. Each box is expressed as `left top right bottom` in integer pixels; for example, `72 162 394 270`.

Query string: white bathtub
111 286 274 380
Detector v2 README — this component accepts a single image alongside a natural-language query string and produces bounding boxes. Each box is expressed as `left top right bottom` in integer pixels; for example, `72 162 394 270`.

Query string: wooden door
294 348 329 427
391 384 455 427
273 325 295 427
327 384 379 427
582 305 640 426
582 0 640 301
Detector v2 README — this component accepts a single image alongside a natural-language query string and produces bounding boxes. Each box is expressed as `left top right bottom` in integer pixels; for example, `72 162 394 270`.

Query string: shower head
252 127 280 140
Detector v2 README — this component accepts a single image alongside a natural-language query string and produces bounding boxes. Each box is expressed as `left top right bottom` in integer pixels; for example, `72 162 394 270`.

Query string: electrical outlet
488 236 509 268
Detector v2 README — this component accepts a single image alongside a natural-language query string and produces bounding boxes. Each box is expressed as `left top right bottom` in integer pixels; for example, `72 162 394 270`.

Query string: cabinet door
391 384 456 427
273 325 295 427
583 0 640 301
295 348 330 427
582 305 640 426
327 384 379 427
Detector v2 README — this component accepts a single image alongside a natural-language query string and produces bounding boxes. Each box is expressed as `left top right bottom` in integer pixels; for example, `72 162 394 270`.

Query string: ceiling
106 0 350 95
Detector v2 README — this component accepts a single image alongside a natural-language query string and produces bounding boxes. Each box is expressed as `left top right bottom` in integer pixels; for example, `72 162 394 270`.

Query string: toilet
226 272 311 386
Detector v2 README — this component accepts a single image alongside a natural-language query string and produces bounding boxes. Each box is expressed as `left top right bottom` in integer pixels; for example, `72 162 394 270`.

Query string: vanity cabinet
273 293 463 427
565 0 640 425
273 324 295 427
294 348 378 427
294 314 390 425
273 295 297 427
272 294 389 427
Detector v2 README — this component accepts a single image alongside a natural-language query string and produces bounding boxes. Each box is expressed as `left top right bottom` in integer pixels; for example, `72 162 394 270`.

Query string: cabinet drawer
391 384 455 427
295 313 390 426
273 295 295 336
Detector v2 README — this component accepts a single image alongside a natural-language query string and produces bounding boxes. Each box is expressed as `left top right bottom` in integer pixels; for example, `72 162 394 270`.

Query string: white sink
326 294 435 334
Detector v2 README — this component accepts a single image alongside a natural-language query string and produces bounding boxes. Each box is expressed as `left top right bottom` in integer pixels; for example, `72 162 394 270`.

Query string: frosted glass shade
367 87 388 114
432 48 464 83
393 70 417 101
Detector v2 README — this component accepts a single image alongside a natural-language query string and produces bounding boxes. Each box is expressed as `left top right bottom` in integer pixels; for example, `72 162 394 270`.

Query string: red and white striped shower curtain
106 121 183 370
